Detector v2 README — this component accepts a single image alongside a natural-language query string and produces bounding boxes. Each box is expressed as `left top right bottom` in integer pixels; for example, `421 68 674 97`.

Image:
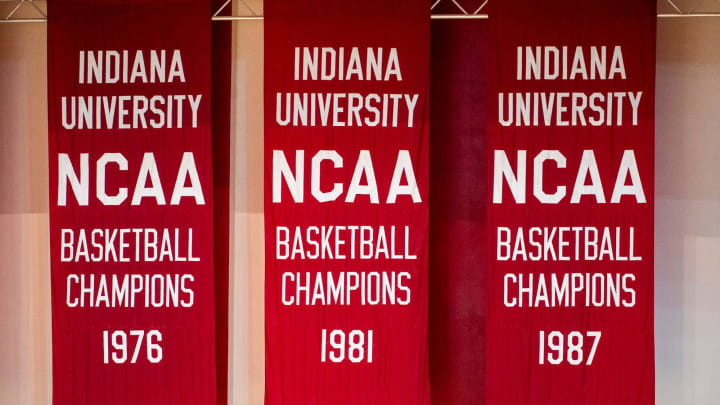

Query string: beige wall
655 18 720 405
229 14 265 405
1 12 719 405
0 18 51 405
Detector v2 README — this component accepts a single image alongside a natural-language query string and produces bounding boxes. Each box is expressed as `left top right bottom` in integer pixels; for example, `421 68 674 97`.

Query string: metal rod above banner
214 13 720 20
3 0 720 23
3 13 720 24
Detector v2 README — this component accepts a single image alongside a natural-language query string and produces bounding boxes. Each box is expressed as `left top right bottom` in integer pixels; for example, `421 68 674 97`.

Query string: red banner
429 19 488 405
47 1 216 404
264 1 429 404
487 1 655 404
211 0 233 403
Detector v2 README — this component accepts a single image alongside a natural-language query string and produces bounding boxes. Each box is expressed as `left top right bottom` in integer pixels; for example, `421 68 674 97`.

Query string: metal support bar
2 0 720 25
657 13 720 17
431 14 487 19
4 13 720 23
209 13 716 20
211 14 490 20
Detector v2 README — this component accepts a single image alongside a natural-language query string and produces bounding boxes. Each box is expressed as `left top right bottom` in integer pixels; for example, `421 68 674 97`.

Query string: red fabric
264 1 430 404
47 1 216 404
429 19 488 405
487 1 655 404
211 0 232 403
